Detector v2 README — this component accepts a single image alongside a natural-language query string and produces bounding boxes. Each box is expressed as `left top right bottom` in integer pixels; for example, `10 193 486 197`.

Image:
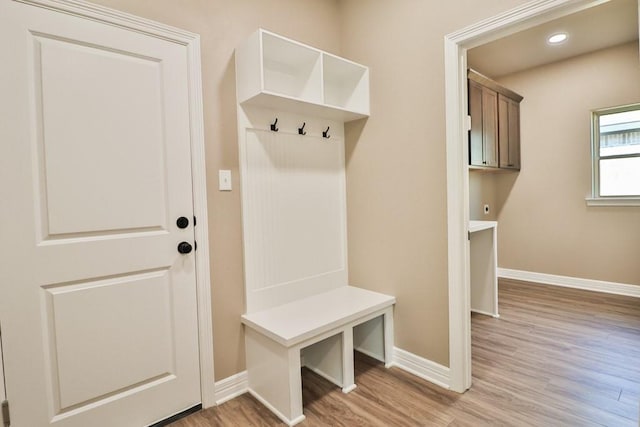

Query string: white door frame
14 0 216 408
444 0 610 393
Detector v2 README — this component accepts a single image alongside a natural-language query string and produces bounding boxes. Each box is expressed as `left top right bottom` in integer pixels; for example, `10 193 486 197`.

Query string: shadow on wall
344 117 368 167
220 54 239 163
495 172 517 218
211 52 247 377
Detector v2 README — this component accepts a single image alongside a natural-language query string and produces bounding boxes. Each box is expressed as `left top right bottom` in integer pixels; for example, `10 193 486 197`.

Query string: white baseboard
247 388 305 426
498 268 640 298
214 371 248 405
214 348 452 408
391 347 450 390
342 384 357 393
471 308 500 318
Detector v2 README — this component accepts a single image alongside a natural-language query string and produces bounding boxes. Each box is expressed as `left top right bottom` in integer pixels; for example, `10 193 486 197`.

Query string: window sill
585 197 640 207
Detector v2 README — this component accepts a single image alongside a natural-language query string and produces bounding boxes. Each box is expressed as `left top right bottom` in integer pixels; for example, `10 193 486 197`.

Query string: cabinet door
498 94 521 170
469 81 498 167
468 80 484 166
508 98 521 169
481 86 499 167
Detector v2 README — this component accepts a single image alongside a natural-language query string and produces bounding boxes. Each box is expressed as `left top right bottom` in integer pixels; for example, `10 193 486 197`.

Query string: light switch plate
219 170 232 191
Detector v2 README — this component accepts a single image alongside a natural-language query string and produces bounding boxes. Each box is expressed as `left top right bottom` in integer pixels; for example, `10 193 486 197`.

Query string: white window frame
587 103 640 207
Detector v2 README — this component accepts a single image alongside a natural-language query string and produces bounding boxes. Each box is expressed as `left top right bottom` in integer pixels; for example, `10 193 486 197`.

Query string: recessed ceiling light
548 33 568 44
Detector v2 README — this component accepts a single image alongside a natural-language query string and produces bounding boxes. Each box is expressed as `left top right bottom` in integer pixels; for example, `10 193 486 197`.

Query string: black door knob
176 217 189 229
178 242 193 254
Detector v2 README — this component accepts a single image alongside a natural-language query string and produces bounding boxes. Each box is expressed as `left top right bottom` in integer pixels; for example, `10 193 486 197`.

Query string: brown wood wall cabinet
468 69 523 171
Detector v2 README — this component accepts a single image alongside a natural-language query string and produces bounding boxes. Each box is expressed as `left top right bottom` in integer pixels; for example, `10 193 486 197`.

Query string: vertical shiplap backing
239 113 348 313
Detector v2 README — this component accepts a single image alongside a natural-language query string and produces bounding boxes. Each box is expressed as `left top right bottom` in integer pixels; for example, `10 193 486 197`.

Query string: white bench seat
241 286 395 347
241 285 395 426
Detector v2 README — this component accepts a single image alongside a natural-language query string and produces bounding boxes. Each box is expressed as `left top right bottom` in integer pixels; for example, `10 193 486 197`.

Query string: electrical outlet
483 204 490 215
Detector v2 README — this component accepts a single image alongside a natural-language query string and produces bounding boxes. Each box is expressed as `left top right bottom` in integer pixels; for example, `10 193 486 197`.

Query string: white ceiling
468 0 639 79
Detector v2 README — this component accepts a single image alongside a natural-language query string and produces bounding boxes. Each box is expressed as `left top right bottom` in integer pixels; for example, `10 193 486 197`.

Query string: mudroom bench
241 286 395 426
235 28 394 427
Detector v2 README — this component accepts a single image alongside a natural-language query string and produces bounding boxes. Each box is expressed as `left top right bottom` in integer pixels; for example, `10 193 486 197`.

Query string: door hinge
2 400 10 427
468 231 471 241
466 115 472 131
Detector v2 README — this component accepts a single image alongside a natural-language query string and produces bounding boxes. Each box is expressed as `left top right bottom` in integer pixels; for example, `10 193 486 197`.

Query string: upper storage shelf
236 29 370 122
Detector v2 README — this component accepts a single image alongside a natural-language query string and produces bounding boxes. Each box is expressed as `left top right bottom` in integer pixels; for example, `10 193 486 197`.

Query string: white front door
0 1 201 426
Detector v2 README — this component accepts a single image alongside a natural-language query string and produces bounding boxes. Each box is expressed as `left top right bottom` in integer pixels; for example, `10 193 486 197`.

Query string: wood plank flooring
172 279 640 426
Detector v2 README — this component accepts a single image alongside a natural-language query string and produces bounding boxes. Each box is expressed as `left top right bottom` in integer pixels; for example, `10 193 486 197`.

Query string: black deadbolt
178 242 193 254
176 216 189 229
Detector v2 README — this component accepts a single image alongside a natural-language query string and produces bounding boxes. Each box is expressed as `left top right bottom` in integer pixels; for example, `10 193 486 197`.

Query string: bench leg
286 346 304 423
245 328 305 426
341 327 356 393
383 306 395 368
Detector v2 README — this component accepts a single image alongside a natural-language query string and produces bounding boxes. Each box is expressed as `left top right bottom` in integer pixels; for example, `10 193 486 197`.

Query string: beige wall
469 173 498 221
89 0 342 380
486 42 640 285
84 0 538 379
339 0 527 367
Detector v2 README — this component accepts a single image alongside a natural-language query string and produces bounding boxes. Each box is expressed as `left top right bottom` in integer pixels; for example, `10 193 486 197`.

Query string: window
589 104 640 206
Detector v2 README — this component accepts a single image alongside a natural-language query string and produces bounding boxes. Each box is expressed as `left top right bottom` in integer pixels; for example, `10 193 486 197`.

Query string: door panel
46 269 174 411
0 1 200 426
36 34 168 236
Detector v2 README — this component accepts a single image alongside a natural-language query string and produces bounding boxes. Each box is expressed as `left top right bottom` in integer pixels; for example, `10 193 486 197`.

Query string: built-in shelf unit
236 28 369 122
235 29 392 426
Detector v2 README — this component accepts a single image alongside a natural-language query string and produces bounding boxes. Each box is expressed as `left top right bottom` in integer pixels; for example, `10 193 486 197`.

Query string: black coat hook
298 122 306 135
322 126 330 139
270 118 279 132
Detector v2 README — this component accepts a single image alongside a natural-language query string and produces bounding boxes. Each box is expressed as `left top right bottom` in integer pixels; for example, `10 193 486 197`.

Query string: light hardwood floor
172 279 640 426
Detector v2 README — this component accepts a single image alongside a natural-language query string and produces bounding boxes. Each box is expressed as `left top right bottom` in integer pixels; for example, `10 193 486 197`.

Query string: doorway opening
444 0 615 393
